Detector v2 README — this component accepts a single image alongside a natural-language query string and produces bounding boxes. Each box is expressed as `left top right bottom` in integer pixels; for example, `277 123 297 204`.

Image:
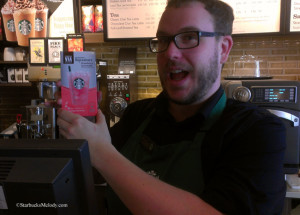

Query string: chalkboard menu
103 0 167 40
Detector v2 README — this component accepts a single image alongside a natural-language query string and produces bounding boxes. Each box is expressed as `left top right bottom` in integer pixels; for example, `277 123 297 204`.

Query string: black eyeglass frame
149 31 225 53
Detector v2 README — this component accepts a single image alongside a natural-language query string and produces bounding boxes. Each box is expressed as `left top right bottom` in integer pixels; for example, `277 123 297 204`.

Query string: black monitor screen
0 139 99 215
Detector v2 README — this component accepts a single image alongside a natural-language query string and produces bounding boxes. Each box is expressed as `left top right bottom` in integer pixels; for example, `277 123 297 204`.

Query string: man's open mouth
170 70 189 81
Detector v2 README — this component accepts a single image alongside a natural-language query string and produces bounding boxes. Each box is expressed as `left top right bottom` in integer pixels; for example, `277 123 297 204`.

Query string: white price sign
104 0 167 39
222 0 281 34
290 0 300 32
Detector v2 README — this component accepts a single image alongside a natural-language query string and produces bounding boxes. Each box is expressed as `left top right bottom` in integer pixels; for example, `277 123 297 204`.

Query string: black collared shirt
110 87 286 215
144 87 224 145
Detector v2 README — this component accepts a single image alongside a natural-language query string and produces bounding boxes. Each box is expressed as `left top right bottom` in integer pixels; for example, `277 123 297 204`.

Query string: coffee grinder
99 48 138 128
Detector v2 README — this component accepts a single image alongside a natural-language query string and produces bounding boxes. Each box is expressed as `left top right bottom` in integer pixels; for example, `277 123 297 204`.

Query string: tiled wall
225 35 300 80
85 40 162 100
1 34 300 132
85 34 300 101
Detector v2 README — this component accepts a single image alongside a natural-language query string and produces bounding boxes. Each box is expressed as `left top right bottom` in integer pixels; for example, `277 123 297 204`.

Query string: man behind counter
56 0 286 214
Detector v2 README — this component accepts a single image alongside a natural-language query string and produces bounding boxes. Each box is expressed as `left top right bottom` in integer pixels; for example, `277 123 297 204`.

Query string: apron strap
201 92 227 131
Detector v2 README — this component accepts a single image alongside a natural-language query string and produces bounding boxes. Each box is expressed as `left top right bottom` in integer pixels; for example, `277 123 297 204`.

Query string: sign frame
102 0 286 40
47 37 65 65
67 33 85 52
102 0 167 41
226 0 285 36
285 0 300 34
29 38 47 66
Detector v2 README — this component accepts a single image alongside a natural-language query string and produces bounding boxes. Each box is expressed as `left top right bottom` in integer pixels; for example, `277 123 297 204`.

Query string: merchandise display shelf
84 33 104 43
0 61 27 65
0 83 31 86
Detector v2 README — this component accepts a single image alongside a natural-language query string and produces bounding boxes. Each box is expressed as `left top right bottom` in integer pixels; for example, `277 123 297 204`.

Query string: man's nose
164 40 181 59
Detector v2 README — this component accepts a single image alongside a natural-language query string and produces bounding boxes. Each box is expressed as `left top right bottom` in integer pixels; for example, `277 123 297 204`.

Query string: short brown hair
166 0 234 35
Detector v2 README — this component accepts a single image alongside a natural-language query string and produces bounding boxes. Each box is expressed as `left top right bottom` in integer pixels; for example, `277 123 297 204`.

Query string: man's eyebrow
156 27 200 36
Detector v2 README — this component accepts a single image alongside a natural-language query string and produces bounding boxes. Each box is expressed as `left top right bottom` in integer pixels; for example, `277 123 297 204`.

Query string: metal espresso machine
19 62 60 139
15 37 63 139
19 81 58 139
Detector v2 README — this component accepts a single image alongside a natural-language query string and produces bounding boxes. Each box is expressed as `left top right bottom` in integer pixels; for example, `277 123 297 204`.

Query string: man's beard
164 51 220 105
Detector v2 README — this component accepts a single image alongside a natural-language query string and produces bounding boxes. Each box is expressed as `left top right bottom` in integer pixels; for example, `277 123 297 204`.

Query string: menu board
290 0 300 32
222 0 282 34
103 0 283 40
103 0 167 40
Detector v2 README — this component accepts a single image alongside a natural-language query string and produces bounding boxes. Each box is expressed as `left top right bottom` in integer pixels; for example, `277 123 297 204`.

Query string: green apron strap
201 92 227 130
193 92 226 148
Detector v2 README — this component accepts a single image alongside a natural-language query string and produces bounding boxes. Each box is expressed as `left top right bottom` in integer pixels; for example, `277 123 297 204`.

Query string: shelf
0 83 32 87
84 33 104 43
82 0 102 5
0 61 27 65
0 40 18 47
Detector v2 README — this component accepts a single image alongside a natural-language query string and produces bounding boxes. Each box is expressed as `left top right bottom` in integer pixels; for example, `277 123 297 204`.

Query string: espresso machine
18 55 61 139
18 81 58 139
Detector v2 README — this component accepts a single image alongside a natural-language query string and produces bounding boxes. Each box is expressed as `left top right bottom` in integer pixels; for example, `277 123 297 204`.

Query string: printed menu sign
290 0 300 32
29 38 46 65
104 0 167 39
222 0 282 34
48 38 64 64
104 0 282 39
49 0 75 37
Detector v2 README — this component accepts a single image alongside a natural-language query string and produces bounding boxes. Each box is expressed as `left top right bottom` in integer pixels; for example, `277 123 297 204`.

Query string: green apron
106 92 227 215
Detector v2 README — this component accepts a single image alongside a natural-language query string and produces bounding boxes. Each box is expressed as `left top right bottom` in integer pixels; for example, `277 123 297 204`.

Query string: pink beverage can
61 51 97 116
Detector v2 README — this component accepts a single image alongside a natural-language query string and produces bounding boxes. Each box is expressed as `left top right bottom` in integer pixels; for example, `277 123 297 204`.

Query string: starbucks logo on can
7 19 15 32
18 20 32 35
73 78 85 89
35 18 44 31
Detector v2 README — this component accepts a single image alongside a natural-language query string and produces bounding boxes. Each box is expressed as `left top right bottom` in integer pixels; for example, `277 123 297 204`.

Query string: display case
0 40 30 86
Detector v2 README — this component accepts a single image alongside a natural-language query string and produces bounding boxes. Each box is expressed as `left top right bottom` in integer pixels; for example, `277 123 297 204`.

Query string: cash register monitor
0 139 99 215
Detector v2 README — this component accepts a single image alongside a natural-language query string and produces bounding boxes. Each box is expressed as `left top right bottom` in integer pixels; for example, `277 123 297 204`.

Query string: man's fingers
57 108 78 123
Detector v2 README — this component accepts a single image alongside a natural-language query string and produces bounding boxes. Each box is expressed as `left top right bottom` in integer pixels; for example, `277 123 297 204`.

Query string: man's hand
57 108 112 165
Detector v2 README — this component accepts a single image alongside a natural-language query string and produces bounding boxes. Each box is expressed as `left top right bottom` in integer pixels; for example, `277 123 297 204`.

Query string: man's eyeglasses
149 31 225 53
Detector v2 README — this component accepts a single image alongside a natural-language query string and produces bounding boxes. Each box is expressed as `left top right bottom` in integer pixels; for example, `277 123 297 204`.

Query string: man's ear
220 35 233 64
